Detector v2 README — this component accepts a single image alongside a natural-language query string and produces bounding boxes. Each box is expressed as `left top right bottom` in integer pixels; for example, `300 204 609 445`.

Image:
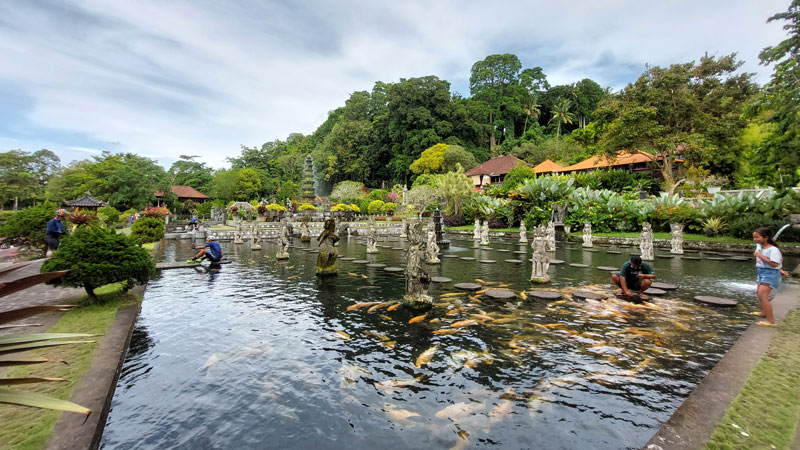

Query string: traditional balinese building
560 150 663 175
66 192 108 212
532 159 565 174
464 155 530 189
154 186 210 205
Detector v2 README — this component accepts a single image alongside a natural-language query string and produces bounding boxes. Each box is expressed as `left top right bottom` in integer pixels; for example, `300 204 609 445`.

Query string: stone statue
276 219 290 259
234 219 244 244
530 224 551 283
403 222 431 309
552 204 568 225
286 199 292 216
480 220 490 246
545 221 556 252
250 221 261 250
366 216 379 253
300 218 310 242
315 218 339 276
582 222 593 248
670 222 684 255
518 221 528 243
402 184 408 205
473 219 481 241
425 226 440 264
640 222 654 261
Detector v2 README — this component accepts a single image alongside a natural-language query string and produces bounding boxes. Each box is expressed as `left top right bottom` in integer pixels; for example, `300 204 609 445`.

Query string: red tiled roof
154 186 210 199
464 155 530 177
561 150 657 172
533 159 565 174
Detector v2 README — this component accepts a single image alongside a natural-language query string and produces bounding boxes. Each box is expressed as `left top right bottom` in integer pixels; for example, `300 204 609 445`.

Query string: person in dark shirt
612 255 655 300
45 209 67 256
189 235 222 263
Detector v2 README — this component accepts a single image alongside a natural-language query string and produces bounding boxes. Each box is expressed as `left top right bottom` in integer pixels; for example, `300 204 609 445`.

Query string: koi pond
100 235 794 449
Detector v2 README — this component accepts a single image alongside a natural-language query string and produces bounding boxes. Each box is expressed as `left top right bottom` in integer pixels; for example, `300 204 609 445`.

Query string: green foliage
510 138 589 167
266 203 286 211
168 156 212 194
410 143 448 174
0 149 60 209
41 226 154 301
130 217 165 245
405 186 439 213
701 217 727 237
382 202 397 213
234 168 262 200
435 165 474 217
298 203 316 212
0 202 56 251
728 214 800 241
500 164 536 192
367 200 385 214
276 180 300 202
96 206 120 227
330 181 366 202
367 189 388 202
195 201 213 217
412 174 438 187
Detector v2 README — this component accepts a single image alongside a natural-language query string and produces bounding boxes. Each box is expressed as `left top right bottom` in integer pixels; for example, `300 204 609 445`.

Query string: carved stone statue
530 224 551 283
234 219 244 244
316 218 339 276
518 222 528 243
276 219 290 259
425 226 440 264
582 222 593 248
366 216 379 253
545 221 556 252
670 222 684 255
480 220 490 246
473 219 481 241
402 184 408 205
300 218 310 242
250 221 261 250
403 222 431 309
640 222 654 261
552 203 568 225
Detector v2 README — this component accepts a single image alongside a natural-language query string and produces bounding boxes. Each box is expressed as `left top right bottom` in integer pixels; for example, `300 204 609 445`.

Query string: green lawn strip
0 284 139 450
447 225 520 232
705 308 800 450
575 231 800 246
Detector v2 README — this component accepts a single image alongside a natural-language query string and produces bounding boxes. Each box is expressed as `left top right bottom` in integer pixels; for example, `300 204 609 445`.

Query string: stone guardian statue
670 222 684 255
530 224 551 283
545 221 556 252
640 222 654 261
366 216 379 253
473 219 481 241
425 226 440 264
315 218 339 276
480 220 490 246
403 222 432 309
582 222 593 248
250 220 261 250
518 221 528 243
276 219 290 260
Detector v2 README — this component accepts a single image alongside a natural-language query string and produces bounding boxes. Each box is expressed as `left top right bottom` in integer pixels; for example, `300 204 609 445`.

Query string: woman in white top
753 227 784 326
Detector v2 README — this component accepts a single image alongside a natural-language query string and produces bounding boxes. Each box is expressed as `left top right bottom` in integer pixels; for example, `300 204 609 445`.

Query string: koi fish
365 331 390 341
383 341 396 348
346 302 380 311
475 278 487 284
435 401 485 420
380 315 393 321
288 275 299 280
387 304 401 312
446 308 462 316
433 328 464 335
519 291 528 300
469 314 494 321
670 320 690 331
440 292 465 298
450 319 479 328
415 345 438 368
429 318 441 324
348 272 358 277
548 300 567 307
361 274 368 279
335 330 351 340
409 314 427 324
367 301 393 312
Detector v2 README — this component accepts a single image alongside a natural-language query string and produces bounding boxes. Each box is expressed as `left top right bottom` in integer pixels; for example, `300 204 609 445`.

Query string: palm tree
548 98 576 137
522 98 541 134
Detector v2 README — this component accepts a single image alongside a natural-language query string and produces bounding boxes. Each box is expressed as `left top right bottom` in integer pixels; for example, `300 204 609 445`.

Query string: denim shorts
757 267 781 289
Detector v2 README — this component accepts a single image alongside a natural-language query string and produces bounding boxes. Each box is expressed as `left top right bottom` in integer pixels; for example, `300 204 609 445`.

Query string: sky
0 0 791 170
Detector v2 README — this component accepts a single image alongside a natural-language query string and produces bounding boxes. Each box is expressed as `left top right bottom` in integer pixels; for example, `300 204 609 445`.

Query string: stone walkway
0 259 84 314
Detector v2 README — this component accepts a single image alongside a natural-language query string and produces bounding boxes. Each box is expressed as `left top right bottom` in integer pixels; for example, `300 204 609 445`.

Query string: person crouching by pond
189 235 222 263
45 209 67 256
612 255 655 300
752 227 789 327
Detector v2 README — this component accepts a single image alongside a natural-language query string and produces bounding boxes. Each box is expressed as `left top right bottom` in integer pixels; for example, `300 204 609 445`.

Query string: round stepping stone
569 263 589 268
352 260 369 264
694 295 738 307
339 257 355 261
504 259 523 263
596 266 619 271
454 282 482 291
310 250 320 253
655 254 674 259
606 251 622 255
566 247 580 251
442 254 458 258
430 276 452 283
391 247 403 250
683 256 702 260
496 249 510 252
479 247 492 250
459 257 476 261
572 291 604 300
528 289 562 300
484 289 516 300
366 263 386 268
479 259 497 264
644 287 666 295
549 259 564 265
384 266 404 273
513 250 527 254
706 257 727 261
651 282 678 290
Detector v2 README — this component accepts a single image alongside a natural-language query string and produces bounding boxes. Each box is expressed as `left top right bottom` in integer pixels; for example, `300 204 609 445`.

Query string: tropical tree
435 164 474 217
548 98 576 137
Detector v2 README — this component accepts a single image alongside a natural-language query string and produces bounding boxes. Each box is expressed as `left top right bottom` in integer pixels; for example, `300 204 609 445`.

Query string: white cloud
0 0 789 169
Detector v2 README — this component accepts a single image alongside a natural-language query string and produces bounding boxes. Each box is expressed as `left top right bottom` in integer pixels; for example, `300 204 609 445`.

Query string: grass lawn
447 225 520 233
0 284 140 450
706 308 800 449
577 231 800 246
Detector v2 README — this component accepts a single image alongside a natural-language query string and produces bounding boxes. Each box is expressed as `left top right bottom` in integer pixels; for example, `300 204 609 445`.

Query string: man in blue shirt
612 255 655 300
45 209 67 256
189 235 222 263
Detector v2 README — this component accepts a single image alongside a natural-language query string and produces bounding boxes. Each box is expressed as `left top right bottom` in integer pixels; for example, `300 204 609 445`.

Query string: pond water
100 234 796 450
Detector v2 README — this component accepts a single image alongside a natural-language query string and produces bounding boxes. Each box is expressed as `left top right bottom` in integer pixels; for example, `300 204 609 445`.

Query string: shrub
0 210 16 222
330 204 349 212
728 215 800 241
330 181 367 202
382 202 397 213
130 216 165 245
256 204 267 215
0 202 56 253
266 203 286 211
142 206 170 218
701 217 727 237
367 189 388 202
68 211 96 227
41 225 155 302
349 204 360 213
97 206 120 227
442 215 466 227
298 203 316 212
195 201 213 217
367 200 385 214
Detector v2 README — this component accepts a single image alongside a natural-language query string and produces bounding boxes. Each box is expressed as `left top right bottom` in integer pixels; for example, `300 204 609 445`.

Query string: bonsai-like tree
130 217 165 246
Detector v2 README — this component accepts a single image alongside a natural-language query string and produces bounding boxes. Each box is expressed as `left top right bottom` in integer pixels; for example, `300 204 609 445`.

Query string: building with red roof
154 186 210 203
464 155 530 188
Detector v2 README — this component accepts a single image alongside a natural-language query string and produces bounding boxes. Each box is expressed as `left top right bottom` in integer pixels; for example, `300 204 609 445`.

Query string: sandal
755 321 778 327
751 311 766 317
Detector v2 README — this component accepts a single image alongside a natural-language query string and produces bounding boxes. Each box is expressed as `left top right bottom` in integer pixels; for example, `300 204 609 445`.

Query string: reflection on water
101 236 795 450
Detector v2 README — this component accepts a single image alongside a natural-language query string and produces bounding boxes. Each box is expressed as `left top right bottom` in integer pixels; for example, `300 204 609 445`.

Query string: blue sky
0 0 790 169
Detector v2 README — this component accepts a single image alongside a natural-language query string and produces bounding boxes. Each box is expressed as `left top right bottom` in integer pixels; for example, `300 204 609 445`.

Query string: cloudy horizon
0 0 790 170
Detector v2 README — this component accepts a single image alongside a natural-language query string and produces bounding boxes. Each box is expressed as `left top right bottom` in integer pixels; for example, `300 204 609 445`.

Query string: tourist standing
45 209 67 256
752 227 785 326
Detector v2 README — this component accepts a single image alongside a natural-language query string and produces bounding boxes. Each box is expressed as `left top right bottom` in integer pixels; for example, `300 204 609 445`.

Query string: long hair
754 227 780 249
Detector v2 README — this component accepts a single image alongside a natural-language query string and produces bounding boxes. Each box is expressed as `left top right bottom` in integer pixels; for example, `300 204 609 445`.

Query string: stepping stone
596 266 619 271
496 249 510 252
480 247 492 250
442 254 458 258
549 259 564 265
644 287 666 295
484 289 516 300
728 256 749 261
705 257 727 261
606 251 622 255
430 276 452 283
479 259 497 264
459 257 476 261
585 249 599 252
569 263 589 268
504 259 523 263
339 257 355 261
353 260 369 264
310 250 320 253
528 289 562 300
651 282 678 290
454 282 482 291
379 245 391 249
566 247 580 251
366 263 386 268
384 267 404 273
391 247 403 250
694 295 738 307
513 250 527 254
683 256 702 260
655 254 674 259
572 291 605 301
